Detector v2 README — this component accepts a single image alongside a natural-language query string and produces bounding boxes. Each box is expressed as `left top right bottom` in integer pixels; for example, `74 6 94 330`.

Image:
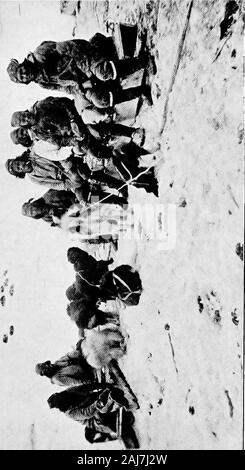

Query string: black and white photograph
0 0 243 454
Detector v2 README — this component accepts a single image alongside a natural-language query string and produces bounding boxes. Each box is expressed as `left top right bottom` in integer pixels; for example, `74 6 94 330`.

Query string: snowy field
0 0 243 450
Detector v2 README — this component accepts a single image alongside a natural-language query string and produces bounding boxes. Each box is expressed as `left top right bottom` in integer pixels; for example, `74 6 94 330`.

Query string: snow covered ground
0 0 243 450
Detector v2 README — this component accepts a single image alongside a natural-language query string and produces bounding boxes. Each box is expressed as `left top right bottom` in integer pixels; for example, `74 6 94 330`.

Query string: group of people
6 33 158 237
5 30 157 447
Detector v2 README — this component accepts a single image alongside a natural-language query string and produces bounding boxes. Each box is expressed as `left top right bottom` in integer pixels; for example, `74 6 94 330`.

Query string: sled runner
96 360 139 442
106 21 153 118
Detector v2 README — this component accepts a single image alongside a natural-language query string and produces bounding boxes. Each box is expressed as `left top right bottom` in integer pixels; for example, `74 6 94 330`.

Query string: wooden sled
106 21 152 119
96 366 121 440
96 360 139 441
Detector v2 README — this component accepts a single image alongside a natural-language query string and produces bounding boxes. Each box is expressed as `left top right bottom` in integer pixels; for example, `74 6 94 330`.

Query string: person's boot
113 84 153 107
100 122 134 138
110 387 130 409
113 85 144 104
141 84 154 106
75 184 90 203
114 56 149 80
93 171 124 192
114 53 157 80
134 171 159 197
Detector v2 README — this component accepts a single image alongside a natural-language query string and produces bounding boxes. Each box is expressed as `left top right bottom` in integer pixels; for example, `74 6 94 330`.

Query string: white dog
80 323 126 369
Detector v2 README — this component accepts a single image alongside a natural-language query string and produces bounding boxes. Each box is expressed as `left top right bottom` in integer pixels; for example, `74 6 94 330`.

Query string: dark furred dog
99 265 143 306
67 247 113 279
66 299 117 335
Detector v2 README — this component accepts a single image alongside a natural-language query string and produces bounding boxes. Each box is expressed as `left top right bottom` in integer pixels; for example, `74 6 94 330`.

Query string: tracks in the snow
159 0 194 135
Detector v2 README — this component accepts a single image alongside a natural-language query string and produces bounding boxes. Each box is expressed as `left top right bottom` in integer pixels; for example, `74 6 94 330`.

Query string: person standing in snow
10 96 112 159
10 96 146 159
7 35 154 109
21 189 77 226
5 150 89 200
5 149 126 203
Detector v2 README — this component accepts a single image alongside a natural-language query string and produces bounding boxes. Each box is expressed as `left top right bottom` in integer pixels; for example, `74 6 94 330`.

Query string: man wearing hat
10 95 146 161
5 150 90 203
7 36 154 109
